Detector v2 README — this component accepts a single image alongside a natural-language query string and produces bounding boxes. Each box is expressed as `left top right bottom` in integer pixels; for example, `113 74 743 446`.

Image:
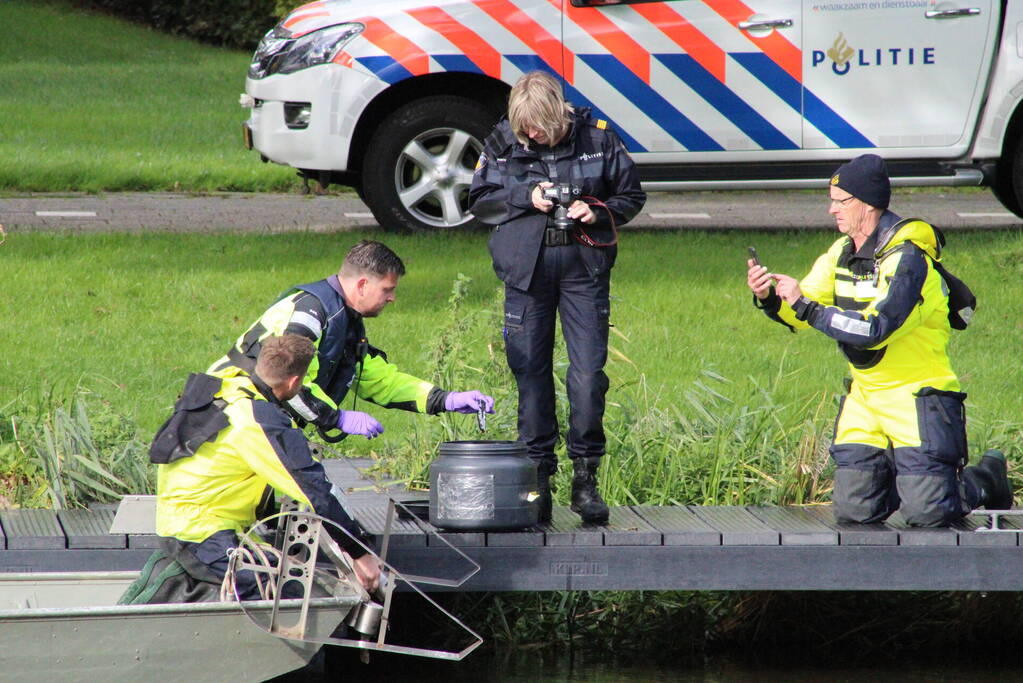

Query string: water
288 648 1023 682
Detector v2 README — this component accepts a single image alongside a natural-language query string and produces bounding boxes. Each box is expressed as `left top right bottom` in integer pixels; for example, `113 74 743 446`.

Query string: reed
0 382 153 509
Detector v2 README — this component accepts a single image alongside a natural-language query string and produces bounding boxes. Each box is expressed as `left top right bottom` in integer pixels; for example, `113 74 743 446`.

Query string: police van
242 0 1023 232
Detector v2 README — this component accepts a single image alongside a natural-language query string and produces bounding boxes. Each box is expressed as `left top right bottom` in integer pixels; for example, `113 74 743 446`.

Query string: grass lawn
0 1 295 193
3 228 1022 468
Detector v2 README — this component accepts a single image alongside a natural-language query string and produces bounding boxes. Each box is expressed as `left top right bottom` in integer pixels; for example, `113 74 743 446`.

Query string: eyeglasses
831 196 856 207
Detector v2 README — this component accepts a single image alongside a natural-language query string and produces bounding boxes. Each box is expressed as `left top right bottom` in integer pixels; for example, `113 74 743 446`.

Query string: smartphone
747 246 761 267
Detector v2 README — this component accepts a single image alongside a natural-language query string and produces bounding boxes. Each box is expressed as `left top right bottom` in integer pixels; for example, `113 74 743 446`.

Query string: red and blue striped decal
732 52 874 149
580 54 724 151
655 54 798 150
347 1 873 151
474 0 571 82
406 6 502 78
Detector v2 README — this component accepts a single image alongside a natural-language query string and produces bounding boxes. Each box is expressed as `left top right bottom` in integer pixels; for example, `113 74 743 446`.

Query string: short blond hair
255 335 315 385
508 71 573 148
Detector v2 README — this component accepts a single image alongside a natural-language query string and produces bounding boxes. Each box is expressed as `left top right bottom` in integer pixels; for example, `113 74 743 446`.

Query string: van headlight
249 23 364 79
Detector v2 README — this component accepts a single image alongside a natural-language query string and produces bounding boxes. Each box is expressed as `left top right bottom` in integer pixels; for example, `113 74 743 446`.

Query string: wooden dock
0 458 1021 592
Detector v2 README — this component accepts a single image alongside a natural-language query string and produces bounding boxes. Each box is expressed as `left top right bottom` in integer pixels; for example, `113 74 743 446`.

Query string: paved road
2 189 1021 233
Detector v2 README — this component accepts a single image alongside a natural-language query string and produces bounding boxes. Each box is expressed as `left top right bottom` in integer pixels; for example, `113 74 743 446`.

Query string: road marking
344 212 374 218
36 211 97 218
956 212 1013 218
648 212 711 219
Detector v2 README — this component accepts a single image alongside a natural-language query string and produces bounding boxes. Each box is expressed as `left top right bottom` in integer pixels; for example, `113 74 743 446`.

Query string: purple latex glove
337 410 384 439
444 390 495 414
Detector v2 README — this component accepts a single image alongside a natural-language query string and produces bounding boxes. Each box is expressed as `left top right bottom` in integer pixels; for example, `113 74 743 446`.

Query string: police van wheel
362 96 498 232
995 143 1023 218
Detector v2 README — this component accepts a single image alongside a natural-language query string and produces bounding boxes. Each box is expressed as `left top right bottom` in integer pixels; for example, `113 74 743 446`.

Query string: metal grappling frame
227 498 483 660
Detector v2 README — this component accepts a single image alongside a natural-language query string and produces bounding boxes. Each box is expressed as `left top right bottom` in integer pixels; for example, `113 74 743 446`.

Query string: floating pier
0 459 1020 592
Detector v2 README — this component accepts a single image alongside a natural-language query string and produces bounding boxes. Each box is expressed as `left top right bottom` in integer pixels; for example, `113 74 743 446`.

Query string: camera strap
574 196 618 248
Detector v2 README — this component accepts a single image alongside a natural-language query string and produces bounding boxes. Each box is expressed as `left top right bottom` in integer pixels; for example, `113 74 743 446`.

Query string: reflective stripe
360 17 430 76
290 311 323 338
706 0 801 81
407 6 502 78
287 394 319 422
474 0 573 82
830 314 871 338
631 2 726 82
565 2 650 83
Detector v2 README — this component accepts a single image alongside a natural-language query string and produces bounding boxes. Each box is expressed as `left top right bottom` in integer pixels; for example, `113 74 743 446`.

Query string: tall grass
0 1 296 193
0 381 153 508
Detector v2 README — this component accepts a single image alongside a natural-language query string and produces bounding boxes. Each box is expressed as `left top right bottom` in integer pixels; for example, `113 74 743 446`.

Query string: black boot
975 449 1014 510
570 457 609 524
535 464 554 524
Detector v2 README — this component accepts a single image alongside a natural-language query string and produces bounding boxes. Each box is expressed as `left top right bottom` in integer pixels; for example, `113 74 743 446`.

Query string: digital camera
542 183 581 233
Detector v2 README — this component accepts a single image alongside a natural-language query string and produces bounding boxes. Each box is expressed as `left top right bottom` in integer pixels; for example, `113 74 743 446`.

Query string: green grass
0 1 297 192
3 229 1022 484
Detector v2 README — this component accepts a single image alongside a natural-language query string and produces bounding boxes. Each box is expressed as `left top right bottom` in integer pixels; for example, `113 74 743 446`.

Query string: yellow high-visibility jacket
208 276 442 430
758 212 958 392
156 374 366 556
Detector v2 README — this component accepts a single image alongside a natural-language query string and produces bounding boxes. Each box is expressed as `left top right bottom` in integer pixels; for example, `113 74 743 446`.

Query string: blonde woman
469 71 645 524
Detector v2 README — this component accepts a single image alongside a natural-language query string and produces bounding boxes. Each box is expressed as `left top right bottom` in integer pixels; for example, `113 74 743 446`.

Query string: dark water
281 648 1023 682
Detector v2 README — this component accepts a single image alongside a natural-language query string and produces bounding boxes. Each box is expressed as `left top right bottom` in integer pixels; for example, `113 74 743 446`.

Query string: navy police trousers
502 244 611 473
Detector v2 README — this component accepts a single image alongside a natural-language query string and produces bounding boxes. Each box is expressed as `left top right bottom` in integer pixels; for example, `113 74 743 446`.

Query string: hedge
74 0 308 50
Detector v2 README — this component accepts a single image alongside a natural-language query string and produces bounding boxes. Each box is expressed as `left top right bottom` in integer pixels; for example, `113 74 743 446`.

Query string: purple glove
444 391 495 414
337 410 384 439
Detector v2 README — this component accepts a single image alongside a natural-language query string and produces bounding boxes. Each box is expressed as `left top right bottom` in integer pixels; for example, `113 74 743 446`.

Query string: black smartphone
747 246 761 266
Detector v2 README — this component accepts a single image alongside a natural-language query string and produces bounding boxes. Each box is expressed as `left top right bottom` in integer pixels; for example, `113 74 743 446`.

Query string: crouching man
151 334 378 599
746 154 1011 526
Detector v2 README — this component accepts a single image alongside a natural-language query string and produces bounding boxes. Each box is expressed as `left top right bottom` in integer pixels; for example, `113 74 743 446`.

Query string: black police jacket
469 108 646 291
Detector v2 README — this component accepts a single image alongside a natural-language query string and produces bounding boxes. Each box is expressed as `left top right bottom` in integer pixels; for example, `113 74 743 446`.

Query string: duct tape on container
437 472 495 520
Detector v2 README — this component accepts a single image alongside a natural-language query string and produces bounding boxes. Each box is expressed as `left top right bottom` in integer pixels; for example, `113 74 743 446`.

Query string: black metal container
428 440 538 530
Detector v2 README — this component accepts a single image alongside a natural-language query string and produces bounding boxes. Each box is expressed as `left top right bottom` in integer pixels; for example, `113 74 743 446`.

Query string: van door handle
738 18 793 31
924 8 980 19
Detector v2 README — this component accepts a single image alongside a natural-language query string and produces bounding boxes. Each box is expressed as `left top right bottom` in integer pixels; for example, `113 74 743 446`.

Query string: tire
362 96 498 232
991 155 1023 217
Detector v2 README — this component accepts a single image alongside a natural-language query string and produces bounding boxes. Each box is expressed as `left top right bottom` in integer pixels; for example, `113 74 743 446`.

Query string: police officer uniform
469 107 645 522
208 275 448 432
756 155 1010 526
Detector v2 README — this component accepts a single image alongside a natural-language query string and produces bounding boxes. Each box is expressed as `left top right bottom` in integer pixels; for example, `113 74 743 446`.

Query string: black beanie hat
830 154 890 209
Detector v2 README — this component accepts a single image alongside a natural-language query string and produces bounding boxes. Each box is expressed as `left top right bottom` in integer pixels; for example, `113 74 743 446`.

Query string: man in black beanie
744 154 1012 527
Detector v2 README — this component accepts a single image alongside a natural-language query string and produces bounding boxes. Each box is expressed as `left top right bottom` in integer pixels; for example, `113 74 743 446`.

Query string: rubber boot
570 457 609 524
975 449 1014 510
535 463 554 524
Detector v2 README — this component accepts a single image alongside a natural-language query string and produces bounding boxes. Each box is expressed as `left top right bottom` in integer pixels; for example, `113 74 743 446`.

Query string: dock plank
1 510 65 550
690 506 779 546
633 506 720 546
953 514 1019 547
57 509 126 549
602 507 661 546
747 507 838 546
486 526 545 548
351 505 427 549
803 506 898 546
543 507 604 547
885 511 958 546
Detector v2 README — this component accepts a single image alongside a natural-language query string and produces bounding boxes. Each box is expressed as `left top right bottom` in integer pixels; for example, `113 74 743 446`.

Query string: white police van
242 0 1023 232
